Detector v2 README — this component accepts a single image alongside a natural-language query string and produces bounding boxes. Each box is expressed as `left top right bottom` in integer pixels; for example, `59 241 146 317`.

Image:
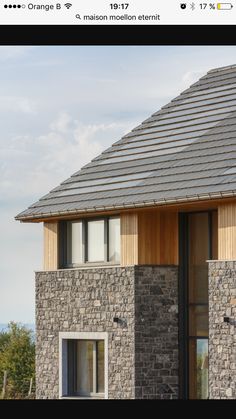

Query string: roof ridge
208 64 236 74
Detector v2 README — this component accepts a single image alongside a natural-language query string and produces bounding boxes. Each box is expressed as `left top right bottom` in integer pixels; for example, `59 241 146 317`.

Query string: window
68 340 104 397
59 217 120 267
179 211 213 400
66 221 83 265
109 217 120 263
87 220 105 262
59 332 108 399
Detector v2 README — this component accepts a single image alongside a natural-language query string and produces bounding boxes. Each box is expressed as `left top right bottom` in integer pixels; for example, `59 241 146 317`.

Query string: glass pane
188 213 209 304
97 341 105 393
109 218 120 263
189 339 208 399
189 265 208 304
88 220 105 262
77 341 93 395
189 305 208 337
67 221 83 265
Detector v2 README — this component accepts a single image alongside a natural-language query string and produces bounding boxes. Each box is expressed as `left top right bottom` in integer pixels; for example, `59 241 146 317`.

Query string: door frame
178 211 213 399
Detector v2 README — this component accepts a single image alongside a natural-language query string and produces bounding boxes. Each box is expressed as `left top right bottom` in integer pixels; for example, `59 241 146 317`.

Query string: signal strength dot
4 4 22 7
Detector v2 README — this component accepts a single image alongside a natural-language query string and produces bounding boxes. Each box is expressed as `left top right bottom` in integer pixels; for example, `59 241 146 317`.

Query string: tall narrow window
188 213 209 400
66 221 83 265
179 212 214 399
109 217 120 263
87 220 105 262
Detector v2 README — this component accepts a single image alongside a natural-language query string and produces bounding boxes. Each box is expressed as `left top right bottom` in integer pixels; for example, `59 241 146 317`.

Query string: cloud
0 96 36 114
182 70 207 87
50 112 73 133
0 112 132 204
0 46 33 62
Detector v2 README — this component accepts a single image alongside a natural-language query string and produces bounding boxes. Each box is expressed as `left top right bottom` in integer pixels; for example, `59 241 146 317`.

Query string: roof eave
15 190 236 222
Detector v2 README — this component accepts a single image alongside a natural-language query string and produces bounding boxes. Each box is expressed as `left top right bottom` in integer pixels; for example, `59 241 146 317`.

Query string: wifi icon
64 3 72 9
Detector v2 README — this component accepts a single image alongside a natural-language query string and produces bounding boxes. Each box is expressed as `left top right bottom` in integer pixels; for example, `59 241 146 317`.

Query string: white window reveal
59 332 108 399
87 220 105 262
66 221 83 265
109 217 120 263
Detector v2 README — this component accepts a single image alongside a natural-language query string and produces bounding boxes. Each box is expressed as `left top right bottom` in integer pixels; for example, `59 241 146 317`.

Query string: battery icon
217 3 233 9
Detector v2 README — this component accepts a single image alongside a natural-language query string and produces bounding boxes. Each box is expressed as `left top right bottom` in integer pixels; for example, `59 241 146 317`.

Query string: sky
1 45 236 324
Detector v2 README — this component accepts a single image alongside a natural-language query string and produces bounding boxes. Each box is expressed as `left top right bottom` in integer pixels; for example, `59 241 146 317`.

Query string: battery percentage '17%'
200 3 216 8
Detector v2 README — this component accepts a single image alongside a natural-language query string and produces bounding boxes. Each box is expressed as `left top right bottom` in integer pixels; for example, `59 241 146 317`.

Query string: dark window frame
59 216 120 268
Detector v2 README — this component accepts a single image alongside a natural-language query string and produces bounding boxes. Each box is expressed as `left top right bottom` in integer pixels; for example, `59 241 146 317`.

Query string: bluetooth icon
190 2 195 10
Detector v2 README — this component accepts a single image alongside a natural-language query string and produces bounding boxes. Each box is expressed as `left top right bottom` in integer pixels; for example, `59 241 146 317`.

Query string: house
15 64 236 399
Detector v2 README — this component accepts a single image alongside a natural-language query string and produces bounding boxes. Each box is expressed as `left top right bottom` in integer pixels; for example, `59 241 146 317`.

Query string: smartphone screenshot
0 0 235 403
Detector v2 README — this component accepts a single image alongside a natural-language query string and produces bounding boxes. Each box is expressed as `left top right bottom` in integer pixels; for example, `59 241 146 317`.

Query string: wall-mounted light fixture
224 316 236 326
113 317 127 327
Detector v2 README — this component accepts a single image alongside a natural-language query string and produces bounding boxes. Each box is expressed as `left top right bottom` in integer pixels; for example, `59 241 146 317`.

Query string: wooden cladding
120 213 138 265
44 222 58 270
117 210 179 266
212 210 218 260
218 203 236 259
138 212 160 265
44 213 178 268
42 206 224 269
138 211 178 265
160 212 178 265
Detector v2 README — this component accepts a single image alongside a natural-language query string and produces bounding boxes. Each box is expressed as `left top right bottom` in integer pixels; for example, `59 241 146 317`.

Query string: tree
0 322 35 399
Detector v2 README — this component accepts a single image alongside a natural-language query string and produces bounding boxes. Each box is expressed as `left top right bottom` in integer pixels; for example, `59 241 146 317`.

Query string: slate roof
16 64 236 221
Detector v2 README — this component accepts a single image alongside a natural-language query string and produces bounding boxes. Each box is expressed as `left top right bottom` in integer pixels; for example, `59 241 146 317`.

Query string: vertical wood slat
138 211 160 264
212 210 218 260
218 203 236 259
44 222 58 270
160 212 179 265
120 213 138 265
138 210 178 265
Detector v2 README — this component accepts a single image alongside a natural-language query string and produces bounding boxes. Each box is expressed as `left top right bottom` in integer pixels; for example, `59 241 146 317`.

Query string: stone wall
134 266 179 399
35 265 179 399
208 261 236 399
36 267 135 399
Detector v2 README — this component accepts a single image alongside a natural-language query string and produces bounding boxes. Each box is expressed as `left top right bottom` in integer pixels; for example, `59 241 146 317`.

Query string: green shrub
0 322 35 399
